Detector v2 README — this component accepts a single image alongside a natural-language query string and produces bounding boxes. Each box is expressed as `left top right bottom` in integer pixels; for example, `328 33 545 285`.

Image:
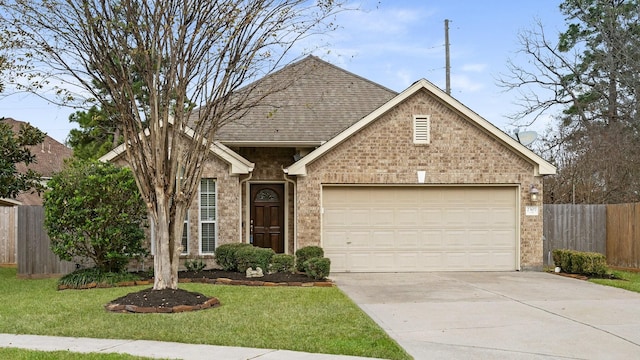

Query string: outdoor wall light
530 184 540 202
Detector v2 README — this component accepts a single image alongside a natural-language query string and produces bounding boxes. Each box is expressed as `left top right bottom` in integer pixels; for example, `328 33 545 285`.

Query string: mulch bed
103 269 331 314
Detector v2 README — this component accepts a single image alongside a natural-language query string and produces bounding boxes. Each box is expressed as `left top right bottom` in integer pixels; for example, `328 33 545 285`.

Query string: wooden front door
250 184 285 253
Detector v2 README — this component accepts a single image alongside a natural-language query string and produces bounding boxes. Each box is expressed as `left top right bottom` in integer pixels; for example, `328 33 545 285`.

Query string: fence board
0 206 17 264
17 206 75 278
543 204 606 266
607 203 640 269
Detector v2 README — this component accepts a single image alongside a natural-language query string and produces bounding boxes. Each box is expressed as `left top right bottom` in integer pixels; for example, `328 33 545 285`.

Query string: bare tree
499 0 640 204
1 0 345 290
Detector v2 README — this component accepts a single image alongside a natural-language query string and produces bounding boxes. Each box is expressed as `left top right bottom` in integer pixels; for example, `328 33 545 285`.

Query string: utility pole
445 19 451 95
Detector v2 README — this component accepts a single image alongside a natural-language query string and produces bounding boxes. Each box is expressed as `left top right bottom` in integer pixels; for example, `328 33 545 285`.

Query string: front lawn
0 268 410 360
0 348 155 360
589 269 640 293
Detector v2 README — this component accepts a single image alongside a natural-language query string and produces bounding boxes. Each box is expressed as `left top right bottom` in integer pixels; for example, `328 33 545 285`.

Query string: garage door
322 186 518 272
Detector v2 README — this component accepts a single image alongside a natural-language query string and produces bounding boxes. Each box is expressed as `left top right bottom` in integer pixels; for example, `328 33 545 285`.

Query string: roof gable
285 79 556 176
211 56 397 145
99 121 254 175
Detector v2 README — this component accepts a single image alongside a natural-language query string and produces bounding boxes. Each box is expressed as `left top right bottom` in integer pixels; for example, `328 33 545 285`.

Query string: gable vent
413 115 431 144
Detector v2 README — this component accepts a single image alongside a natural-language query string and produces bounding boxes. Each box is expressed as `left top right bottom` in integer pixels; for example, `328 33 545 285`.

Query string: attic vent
413 115 430 144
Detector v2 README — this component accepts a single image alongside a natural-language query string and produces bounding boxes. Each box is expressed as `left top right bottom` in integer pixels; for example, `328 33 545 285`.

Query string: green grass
589 269 640 293
0 268 410 360
0 348 155 360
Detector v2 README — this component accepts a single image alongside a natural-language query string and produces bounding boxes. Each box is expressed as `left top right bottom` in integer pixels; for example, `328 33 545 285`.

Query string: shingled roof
211 56 398 145
4 118 73 205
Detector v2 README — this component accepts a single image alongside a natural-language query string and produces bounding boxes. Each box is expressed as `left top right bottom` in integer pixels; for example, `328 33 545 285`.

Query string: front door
250 184 285 253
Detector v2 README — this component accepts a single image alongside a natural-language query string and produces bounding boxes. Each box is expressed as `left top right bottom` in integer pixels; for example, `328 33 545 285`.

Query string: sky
0 0 567 144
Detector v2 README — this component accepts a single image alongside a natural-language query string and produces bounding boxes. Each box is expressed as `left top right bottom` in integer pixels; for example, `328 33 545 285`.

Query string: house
0 118 73 266
101 56 556 272
2 118 74 206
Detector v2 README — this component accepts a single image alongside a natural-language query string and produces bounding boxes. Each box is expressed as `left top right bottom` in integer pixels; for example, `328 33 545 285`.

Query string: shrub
269 254 295 273
304 257 331 280
44 160 147 273
552 249 607 276
295 246 324 272
184 259 206 272
235 246 275 273
214 243 253 271
58 267 141 288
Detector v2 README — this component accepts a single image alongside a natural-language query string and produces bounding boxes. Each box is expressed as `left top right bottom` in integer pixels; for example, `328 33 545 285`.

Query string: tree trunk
152 191 180 290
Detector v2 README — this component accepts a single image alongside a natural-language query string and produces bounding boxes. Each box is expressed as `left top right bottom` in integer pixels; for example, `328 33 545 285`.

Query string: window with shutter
199 178 216 254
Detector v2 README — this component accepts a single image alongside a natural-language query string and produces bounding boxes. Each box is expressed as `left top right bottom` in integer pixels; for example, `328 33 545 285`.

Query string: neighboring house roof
208 56 398 146
4 118 73 205
285 79 557 177
4 118 73 178
0 198 22 206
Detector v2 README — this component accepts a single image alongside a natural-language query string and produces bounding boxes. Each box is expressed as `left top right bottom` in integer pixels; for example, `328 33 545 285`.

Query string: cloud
461 63 487 73
451 74 484 92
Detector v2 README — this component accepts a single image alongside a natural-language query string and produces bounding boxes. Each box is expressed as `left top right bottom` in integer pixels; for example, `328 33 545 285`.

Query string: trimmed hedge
295 246 324 272
552 249 607 276
214 243 253 271
304 257 331 280
270 254 295 273
236 246 275 273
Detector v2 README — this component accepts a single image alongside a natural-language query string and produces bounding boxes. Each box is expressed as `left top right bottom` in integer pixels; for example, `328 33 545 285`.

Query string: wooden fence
0 206 17 265
543 204 607 266
544 203 640 269
16 206 75 278
606 203 640 269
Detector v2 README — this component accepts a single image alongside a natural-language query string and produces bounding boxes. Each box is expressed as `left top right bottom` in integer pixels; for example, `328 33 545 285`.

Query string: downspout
239 171 253 243
283 170 297 255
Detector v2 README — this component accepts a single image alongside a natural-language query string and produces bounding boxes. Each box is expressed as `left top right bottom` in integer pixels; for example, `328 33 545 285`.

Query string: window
413 115 431 144
181 215 189 255
200 178 216 254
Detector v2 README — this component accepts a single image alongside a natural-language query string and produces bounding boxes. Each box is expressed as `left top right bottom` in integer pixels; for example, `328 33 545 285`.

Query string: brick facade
296 89 544 270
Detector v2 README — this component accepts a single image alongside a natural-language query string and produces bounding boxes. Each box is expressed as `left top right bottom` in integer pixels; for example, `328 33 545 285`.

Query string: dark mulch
110 288 210 308
109 269 326 310
179 269 320 283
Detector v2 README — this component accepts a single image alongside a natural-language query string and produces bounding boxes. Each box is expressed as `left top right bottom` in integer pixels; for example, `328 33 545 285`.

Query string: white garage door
322 186 518 272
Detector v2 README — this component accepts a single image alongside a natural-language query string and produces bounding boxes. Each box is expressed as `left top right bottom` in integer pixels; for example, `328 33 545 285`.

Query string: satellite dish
515 131 538 146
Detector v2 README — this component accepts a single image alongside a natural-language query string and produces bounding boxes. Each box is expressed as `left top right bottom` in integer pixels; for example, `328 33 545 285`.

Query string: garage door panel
397 209 420 225
421 230 444 247
349 210 371 226
421 209 444 225
371 209 395 225
372 231 395 247
323 186 517 272
444 209 467 226
396 231 420 247
444 230 467 246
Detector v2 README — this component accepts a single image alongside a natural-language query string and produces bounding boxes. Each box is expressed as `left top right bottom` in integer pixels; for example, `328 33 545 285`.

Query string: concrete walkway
0 333 385 360
331 271 640 360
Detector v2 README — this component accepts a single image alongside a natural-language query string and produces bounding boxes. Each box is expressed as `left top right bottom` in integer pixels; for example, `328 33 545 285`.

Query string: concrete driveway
331 272 640 359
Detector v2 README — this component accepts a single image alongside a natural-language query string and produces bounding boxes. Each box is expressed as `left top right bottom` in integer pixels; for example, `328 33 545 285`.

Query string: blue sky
0 0 566 143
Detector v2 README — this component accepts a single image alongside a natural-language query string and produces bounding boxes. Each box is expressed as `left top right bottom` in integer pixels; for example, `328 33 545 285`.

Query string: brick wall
296 89 544 269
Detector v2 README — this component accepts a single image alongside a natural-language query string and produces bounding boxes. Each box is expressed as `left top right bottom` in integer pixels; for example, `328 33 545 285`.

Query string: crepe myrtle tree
1 0 346 289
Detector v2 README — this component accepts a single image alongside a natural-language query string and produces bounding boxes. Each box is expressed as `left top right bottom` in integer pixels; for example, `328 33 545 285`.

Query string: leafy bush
44 160 148 273
295 246 324 272
58 267 141 287
269 254 295 273
304 257 331 280
235 246 275 273
552 249 607 276
184 259 206 272
214 243 253 271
